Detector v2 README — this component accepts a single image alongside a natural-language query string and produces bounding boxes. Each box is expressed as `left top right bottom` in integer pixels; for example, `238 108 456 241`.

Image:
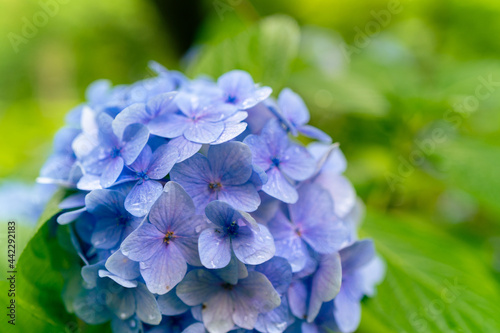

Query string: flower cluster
39 62 384 333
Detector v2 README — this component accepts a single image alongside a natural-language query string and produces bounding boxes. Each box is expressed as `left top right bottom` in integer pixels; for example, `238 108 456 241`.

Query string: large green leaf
0 190 108 333
358 210 500 332
186 15 300 90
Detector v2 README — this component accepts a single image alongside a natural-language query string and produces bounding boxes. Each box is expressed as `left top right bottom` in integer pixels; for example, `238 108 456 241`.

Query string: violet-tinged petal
278 88 310 127
59 192 86 209
208 142 253 185
288 280 308 319
232 224 275 265
128 145 153 173
298 125 332 143
172 215 206 267
339 239 375 276
183 119 225 144
148 181 196 233
57 207 86 225
218 183 261 212
308 143 347 175
121 222 164 262
101 156 124 188
98 270 138 288
140 242 187 294
358 256 385 297
157 288 190 316
210 111 248 145
147 144 179 179
85 188 125 217
112 103 152 139
333 287 361 333
182 323 207 333
262 167 298 204
308 253 342 322
267 211 308 272
105 250 141 281
314 173 355 218
255 296 295 333
198 227 231 269
254 257 292 295
125 180 164 217
120 123 150 165
279 145 316 181
168 136 203 162
135 282 162 325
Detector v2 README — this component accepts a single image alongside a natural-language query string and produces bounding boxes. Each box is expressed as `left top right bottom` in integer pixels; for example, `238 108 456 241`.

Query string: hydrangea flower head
40 65 384 333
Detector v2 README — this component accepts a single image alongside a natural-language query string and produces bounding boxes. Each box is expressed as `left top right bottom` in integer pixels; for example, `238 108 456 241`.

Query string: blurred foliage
1 0 500 332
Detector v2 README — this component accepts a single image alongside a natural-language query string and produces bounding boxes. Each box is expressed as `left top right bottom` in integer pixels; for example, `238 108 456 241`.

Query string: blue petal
279 144 316 181
339 239 375 275
147 143 179 179
140 241 188 294
198 227 231 269
128 145 153 173
125 180 164 217
148 181 196 234
262 167 298 204
120 123 150 165
121 222 164 262
91 218 124 249
277 88 310 127
176 269 221 306
218 183 261 212
183 119 225 144
100 157 124 188
298 125 332 143
254 257 292 295
105 250 141 281
112 103 152 139
232 224 275 265
85 189 126 217
333 287 361 333
105 286 136 320
168 136 202 162
208 142 253 185
204 200 236 228
308 253 342 322
287 280 308 319
98 270 138 288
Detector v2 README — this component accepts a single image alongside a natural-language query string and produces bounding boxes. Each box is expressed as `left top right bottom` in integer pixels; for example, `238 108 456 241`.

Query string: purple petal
232 224 275 265
290 184 347 254
140 243 187 294
339 239 375 275
278 88 310 127
112 103 152 139
308 143 347 175
333 287 361 333
120 222 164 262
120 123 150 165
146 91 178 117
168 136 202 162
308 253 342 322
267 210 308 272
280 144 316 181
128 145 153 173
262 167 298 204
210 111 248 145
254 257 292 295
218 183 260 212
147 144 179 179
204 201 235 228
149 113 190 138
182 323 206 333
314 173 356 219
255 296 295 333
105 250 141 280
288 280 308 319
183 119 225 144
243 134 272 171
125 180 164 217
148 181 196 234
298 125 332 143
98 270 138 288
198 227 231 269
101 156 124 188
208 142 253 185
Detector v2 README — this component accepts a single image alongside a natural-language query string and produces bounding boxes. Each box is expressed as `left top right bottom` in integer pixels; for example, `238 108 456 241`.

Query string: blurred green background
1 0 500 332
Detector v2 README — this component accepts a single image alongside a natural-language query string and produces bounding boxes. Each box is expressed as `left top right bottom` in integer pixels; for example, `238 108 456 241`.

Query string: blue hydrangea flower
117 144 179 217
170 142 261 213
79 112 150 189
270 88 331 143
198 201 275 269
216 70 272 110
244 120 316 203
176 269 281 333
121 182 205 294
267 184 347 272
85 189 142 250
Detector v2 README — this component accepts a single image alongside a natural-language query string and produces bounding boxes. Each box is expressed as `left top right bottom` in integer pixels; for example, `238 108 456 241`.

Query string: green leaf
358 210 500 333
186 15 300 90
0 189 110 333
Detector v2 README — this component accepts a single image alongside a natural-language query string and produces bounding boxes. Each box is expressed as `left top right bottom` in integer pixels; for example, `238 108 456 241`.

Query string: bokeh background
1 0 500 332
